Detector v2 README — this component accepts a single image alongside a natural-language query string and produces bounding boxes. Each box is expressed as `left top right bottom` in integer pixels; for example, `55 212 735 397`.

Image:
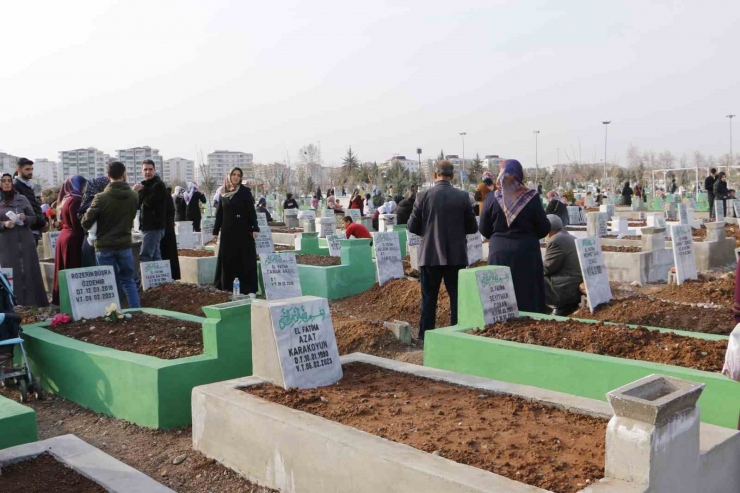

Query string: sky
2 0 739 168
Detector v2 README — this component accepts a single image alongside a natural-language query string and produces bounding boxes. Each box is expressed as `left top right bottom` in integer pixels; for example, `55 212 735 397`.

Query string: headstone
586 195 595 207
140 260 173 291
586 212 608 237
254 296 342 389
43 231 61 259
714 200 725 222
677 204 688 225
284 209 299 229
599 203 615 218
734 200 740 219
259 252 302 300
613 217 629 235
575 237 612 312
298 210 316 221
640 227 666 252
407 232 421 248
175 221 200 249
664 202 677 221
670 225 697 285
315 217 335 238
257 212 269 229
474 266 519 324
326 234 342 257
646 213 666 228
567 206 583 225
0 267 13 290
321 209 335 218
347 209 361 223
378 214 397 232
466 233 483 265
373 231 404 286
61 266 121 321
255 230 275 255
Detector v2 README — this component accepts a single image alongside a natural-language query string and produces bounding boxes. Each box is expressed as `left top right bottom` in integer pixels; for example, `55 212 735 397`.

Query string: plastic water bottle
232 278 240 297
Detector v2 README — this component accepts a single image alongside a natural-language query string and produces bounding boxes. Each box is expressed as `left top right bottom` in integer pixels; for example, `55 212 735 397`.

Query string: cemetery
0 393 37 449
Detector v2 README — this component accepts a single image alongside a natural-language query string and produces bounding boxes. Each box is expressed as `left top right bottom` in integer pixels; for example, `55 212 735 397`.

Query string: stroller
0 270 42 402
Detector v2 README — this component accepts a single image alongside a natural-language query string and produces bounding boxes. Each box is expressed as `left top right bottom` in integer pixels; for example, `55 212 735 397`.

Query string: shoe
553 304 578 317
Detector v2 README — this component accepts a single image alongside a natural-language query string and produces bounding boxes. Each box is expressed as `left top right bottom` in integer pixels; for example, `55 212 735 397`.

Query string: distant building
206 150 254 186
162 157 195 186
116 146 163 184
59 148 113 181
382 155 420 173
33 158 59 186
483 155 506 172
0 151 19 176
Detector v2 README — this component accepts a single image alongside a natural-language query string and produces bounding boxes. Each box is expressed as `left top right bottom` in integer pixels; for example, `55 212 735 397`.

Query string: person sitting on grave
326 193 344 214
283 192 299 210
543 214 583 316
545 191 569 226
256 197 273 222
343 216 372 241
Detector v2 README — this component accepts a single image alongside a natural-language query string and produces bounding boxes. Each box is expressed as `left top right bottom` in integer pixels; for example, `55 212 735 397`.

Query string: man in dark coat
14 158 48 245
133 159 168 263
543 215 582 316
705 167 717 219
407 160 479 340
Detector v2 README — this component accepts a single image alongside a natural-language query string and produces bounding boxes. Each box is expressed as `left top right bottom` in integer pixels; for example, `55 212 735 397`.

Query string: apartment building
33 158 59 186
206 150 254 185
116 146 163 184
382 155 420 173
59 148 113 181
162 157 195 185
0 151 19 175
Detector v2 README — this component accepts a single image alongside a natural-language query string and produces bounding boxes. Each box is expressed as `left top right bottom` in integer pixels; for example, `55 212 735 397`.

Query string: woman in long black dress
184 182 206 232
173 186 186 221
621 182 633 207
213 167 259 295
479 160 551 313
160 188 181 280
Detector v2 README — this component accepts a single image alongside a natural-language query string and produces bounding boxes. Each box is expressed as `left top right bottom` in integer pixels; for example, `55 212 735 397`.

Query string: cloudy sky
2 0 739 167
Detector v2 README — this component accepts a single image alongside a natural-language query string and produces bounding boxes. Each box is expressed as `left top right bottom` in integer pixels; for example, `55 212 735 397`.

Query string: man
543 215 583 316
705 168 718 219
81 162 140 308
13 158 47 245
407 160 478 341
134 159 168 263
342 216 372 240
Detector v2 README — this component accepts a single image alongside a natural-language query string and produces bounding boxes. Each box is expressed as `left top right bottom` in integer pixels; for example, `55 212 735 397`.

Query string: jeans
418 265 464 340
140 229 165 263
95 249 140 309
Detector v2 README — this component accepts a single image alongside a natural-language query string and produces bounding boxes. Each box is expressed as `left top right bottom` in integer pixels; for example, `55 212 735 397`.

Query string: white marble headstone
326 234 342 257
670 225 697 285
677 204 688 225
466 233 483 265
575 237 612 312
567 206 583 225
257 212 269 229
373 231 404 286
715 200 725 222
255 229 275 255
347 209 361 222
315 217 335 238
260 252 302 300
64 266 121 321
140 260 173 291
379 214 397 232
586 212 608 237
475 267 519 324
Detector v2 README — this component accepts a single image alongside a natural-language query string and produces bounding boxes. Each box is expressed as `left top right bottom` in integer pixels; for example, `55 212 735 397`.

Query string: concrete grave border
0 394 37 450
0 434 174 492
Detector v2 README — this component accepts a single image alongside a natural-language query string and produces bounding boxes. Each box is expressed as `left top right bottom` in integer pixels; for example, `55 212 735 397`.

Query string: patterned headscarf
173 186 184 200
184 182 199 204
78 176 110 219
494 160 538 226
221 167 242 199
58 175 87 204
1 173 15 205
482 171 495 186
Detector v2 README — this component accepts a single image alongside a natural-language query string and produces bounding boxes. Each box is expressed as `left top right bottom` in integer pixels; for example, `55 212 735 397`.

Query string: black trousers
419 265 464 340
708 193 715 219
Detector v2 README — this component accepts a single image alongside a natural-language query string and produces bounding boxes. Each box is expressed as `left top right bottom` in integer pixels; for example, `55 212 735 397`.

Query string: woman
213 167 259 295
0 174 48 307
349 190 364 215
372 188 385 208
77 176 110 267
184 182 206 231
257 198 273 222
396 191 415 225
160 188 181 280
173 186 186 221
714 171 729 217
364 193 375 215
283 193 299 210
311 195 319 210
475 172 495 216
479 160 550 313
372 198 397 231
327 194 344 214
621 181 633 207
545 191 569 226
52 175 87 304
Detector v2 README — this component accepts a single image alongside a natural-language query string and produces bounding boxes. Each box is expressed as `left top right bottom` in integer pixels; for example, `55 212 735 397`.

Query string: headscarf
377 200 397 215
173 186 184 200
494 160 538 227
1 173 16 205
221 167 242 199
482 171 495 186
58 175 87 205
327 195 337 209
78 176 110 218
184 182 199 204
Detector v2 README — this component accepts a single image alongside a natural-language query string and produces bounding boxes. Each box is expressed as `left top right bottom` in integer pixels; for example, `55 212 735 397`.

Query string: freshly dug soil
571 295 734 335
648 273 734 308
601 245 642 252
274 244 295 251
269 228 304 234
0 454 107 493
332 313 419 358
246 362 606 493
140 283 231 316
628 221 646 227
45 313 204 359
469 260 487 268
267 221 286 227
471 317 726 372
178 249 214 257
296 254 341 266
565 226 586 231
331 279 451 332
603 235 642 240
14 305 58 325
402 255 419 278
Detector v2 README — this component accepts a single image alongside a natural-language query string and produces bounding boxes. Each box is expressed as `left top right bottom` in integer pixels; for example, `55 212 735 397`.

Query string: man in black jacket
705 167 717 219
407 161 479 341
133 159 168 263
14 158 47 245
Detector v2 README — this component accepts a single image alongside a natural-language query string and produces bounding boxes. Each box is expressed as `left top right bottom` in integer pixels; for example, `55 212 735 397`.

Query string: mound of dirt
140 283 231 316
649 273 735 307
332 313 419 358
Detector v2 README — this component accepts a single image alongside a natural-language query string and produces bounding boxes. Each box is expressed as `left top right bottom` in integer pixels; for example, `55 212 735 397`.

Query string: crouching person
543 214 583 316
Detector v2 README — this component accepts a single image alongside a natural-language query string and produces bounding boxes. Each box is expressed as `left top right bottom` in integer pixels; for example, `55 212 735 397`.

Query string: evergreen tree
342 146 360 182
469 153 484 183
438 149 445 161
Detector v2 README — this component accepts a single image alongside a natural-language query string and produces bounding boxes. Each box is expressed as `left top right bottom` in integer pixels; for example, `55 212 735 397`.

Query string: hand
41 221 50 233
252 232 259 239
133 184 144 192
18 213 26 222
4 220 14 229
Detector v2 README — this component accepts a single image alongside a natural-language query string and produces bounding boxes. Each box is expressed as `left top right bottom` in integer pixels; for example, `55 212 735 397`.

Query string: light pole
728 115 735 180
533 131 540 184
602 121 611 186
459 132 467 187
416 147 422 184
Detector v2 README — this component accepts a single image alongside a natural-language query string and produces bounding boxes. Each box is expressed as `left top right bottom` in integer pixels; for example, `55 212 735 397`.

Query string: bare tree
196 148 216 215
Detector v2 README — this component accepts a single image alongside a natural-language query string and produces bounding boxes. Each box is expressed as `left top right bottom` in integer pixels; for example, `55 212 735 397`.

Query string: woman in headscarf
184 182 206 232
479 160 551 313
52 175 88 304
327 193 344 214
621 181 633 207
349 189 364 215
0 173 48 307
544 190 570 226
372 197 398 231
213 167 259 295
173 186 186 221
371 187 385 208
474 171 495 216
77 176 110 268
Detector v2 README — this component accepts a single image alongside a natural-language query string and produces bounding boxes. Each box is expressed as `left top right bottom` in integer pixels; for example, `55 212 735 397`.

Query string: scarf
173 186 184 200
377 200 397 215
221 167 242 199
78 176 110 218
494 160 538 227
184 182 198 204
58 175 87 205
1 174 16 205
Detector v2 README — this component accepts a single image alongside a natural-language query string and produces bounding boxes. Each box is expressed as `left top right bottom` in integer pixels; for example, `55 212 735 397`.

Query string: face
18 165 33 180
230 170 242 185
1 176 12 192
142 163 155 180
343 220 351 229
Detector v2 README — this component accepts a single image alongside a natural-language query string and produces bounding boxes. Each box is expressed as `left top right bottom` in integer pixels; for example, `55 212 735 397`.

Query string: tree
196 148 216 215
342 146 360 183
469 153 484 184
438 149 445 161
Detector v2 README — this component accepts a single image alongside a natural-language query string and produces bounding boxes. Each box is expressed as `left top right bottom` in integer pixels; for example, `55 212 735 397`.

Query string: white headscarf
377 200 397 215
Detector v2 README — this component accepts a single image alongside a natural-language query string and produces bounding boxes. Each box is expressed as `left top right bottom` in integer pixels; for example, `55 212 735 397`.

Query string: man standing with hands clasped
407 160 479 341
134 159 168 263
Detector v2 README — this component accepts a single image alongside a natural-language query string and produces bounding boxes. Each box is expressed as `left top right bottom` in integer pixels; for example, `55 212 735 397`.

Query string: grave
179 249 218 285
0 394 37 449
567 206 584 225
284 208 299 228
373 231 404 286
670 225 698 285
140 260 173 291
601 231 675 285
691 222 736 270
174 221 201 250
59 266 121 321
259 252 302 300
575 237 613 311
714 200 726 222
466 233 483 265
378 213 397 232
586 212 608 237
316 217 336 238
22 300 254 428
298 210 316 233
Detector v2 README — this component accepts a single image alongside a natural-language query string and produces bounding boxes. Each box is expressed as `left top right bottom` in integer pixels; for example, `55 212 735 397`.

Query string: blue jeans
95 249 140 309
140 229 165 263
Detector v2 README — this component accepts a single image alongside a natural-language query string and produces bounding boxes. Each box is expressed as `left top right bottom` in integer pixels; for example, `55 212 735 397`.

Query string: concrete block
602 248 674 285
704 221 726 242
384 320 412 344
693 238 736 271
179 255 217 285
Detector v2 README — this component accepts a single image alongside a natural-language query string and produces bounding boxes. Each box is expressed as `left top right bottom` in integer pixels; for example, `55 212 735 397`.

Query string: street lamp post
459 132 467 187
728 115 735 181
602 121 611 186
533 131 540 184
416 147 422 184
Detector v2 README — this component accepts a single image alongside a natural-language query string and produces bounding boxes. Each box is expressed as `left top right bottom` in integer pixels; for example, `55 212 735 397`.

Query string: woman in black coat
173 186 186 221
213 167 259 295
621 182 633 207
184 182 206 232
479 160 551 313
160 191 181 280
713 171 729 217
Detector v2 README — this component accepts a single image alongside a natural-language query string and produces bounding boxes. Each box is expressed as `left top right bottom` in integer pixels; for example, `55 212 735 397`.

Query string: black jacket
283 199 299 209
395 195 415 225
13 178 46 232
257 205 273 222
705 175 716 196
137 175 168 230
407 180 479 267
174 196 186 221
714 179 729 200
545 199 570 226
185 191 206 222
